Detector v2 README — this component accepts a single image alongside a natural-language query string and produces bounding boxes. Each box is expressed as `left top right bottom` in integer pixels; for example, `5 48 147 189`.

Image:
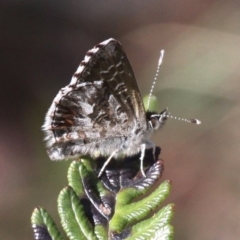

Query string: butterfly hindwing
43 39 148 160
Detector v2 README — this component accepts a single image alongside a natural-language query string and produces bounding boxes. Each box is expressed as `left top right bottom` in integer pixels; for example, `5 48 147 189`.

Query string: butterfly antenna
167 112 201 125
147 49 165 111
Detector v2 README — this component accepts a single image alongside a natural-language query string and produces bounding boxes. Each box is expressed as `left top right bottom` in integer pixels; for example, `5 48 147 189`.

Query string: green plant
31 147 174 240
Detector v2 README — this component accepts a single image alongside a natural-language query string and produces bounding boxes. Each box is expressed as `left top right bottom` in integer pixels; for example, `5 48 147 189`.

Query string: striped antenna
167 112 201 124
147 49 165 111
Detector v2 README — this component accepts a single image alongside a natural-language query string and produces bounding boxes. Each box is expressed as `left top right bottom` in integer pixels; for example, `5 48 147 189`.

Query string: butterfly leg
152 145 156 156
140 144 146 177
98 149 119 177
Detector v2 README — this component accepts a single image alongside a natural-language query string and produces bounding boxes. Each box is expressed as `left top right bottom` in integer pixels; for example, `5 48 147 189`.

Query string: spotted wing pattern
43 39 148 160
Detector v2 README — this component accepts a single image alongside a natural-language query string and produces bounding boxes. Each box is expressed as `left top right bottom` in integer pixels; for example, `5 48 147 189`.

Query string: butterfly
42 38 169 176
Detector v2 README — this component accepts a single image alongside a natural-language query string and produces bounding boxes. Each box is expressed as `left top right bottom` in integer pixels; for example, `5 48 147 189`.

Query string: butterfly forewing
43 38 148 160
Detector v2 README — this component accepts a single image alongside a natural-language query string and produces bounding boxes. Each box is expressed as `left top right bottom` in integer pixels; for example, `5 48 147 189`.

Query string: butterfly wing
43 38 147 160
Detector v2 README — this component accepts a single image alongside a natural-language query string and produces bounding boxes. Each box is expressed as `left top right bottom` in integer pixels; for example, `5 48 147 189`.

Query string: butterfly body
43 39 167 162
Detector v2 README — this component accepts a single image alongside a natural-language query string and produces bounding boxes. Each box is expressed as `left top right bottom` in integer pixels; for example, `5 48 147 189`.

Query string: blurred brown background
1 1 240 239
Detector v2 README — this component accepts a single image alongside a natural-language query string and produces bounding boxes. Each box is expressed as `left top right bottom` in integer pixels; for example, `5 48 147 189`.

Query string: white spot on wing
100 38 115 46
84 55 91 63
75 65 84 75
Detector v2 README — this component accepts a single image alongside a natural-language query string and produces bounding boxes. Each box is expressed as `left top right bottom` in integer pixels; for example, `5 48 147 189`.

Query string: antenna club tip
158 49 165 66
190 119 201 124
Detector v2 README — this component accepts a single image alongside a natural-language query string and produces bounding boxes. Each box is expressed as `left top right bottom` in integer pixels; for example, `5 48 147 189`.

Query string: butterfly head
146 109 168 130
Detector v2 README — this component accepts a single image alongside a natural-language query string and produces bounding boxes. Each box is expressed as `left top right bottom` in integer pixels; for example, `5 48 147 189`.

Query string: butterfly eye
149 117 160 130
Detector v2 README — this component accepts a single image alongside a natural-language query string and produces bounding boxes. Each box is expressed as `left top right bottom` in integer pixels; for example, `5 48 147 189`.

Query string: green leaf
58 187 98 240
127 204 175 239
31 207 64 240
110 180 172 232
67 160 85 197
31 147 174 240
